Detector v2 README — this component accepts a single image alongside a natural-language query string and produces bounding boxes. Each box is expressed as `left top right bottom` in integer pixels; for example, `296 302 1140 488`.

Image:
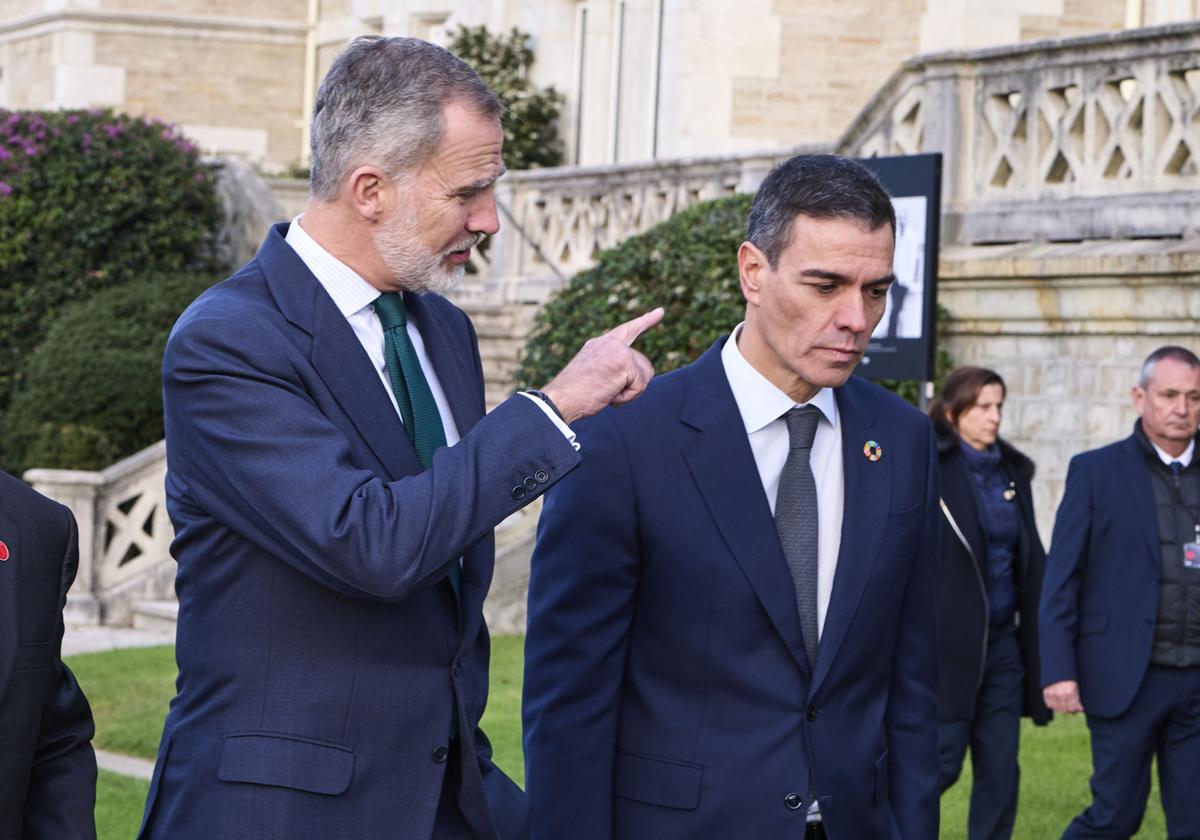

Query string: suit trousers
938 629 1024 840
1063 665 1200 839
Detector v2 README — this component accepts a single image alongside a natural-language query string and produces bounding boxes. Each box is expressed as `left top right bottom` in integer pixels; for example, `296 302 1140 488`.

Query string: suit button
534 469 550 483
511 486 527 501
432 745 449 763
523 476 538 491
807 705 818 722
784 793 803 810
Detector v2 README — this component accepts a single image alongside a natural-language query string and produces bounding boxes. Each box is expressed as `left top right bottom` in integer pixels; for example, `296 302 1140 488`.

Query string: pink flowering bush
0 109 222 468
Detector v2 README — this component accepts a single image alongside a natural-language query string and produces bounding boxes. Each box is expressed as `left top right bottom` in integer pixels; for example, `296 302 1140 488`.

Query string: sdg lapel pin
863 440 883 462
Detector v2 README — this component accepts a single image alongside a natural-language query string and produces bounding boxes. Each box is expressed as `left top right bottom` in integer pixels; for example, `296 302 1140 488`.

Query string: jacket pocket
613 750 703 810
874 749 889 803
1079 614 1109 635
218 732 354 795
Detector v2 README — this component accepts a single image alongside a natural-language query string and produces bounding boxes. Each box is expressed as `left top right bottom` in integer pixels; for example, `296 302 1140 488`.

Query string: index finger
608 307 664 347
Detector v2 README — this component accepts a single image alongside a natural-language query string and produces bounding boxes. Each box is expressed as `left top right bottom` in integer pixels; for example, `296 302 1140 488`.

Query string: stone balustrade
841 21 1200 244
27 442 173 625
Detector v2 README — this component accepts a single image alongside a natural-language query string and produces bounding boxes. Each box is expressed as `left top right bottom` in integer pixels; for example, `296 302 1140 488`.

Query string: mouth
816 347 862 363
443 235 483 265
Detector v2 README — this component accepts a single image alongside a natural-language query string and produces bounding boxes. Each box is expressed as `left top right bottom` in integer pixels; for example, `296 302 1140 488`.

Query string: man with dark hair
1041 345 1200 839
523 154 941 839
0 471 97 840
140 36 660 840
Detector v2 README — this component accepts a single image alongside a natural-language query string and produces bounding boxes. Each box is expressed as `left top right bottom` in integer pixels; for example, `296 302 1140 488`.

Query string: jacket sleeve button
784 793 803 810
534 469 550 483
511 486 527 501
523 476 538 490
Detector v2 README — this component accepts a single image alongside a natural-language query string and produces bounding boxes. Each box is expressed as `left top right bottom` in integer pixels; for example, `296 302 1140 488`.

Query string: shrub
0 109 223 426
515 193 950 402
1 271 218 473
450 25 565 171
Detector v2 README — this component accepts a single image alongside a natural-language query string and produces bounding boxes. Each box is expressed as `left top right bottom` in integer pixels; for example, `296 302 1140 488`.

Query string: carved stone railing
451 149 810 309
26 442 173 626
840 21 1200 244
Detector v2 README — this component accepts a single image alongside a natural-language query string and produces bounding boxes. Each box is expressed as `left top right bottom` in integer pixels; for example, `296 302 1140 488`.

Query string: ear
738 241 769 306
347 165 393 223
1132 384 1146 415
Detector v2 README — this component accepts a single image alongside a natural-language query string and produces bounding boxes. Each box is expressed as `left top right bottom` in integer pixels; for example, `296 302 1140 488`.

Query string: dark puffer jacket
935 421 1052 725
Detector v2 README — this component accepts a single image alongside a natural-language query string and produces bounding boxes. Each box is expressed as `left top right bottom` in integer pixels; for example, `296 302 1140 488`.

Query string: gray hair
309 36 502 200
1137 345 1200 389
746 154 896 270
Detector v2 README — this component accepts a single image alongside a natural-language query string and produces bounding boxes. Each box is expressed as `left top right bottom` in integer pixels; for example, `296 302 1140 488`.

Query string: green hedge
0 109 223 427
2 271 218 473
516 195 754 389
516 194 949 402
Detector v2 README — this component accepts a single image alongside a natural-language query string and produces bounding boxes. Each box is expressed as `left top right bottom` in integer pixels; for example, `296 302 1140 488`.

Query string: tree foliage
0 108 223 440
2 271 218 474
450 24 565 170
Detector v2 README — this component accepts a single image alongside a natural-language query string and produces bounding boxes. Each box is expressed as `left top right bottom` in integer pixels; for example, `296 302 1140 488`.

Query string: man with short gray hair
140 36 661 840
1041 345 1200 839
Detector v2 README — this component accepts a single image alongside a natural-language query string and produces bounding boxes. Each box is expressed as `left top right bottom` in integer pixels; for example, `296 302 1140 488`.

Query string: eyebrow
451 168 507 198
800 268 896 286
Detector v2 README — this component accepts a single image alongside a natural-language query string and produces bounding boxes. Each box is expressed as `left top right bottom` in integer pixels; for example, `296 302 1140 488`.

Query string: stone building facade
3 0 1196 169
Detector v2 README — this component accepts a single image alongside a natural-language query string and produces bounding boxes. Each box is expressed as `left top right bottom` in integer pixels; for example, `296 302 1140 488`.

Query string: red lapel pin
0 541 8 561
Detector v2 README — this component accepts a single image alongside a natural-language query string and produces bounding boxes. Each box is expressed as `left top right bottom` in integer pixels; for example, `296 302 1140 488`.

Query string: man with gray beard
139 36 661 840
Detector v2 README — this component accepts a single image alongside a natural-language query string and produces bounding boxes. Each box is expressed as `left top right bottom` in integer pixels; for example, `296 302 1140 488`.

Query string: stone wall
0 31 53 107
95 31 305 164
940 239 1200 539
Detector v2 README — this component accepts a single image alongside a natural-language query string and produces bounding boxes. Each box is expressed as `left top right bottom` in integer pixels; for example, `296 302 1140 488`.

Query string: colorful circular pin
863 440 883 462
0 541 8 561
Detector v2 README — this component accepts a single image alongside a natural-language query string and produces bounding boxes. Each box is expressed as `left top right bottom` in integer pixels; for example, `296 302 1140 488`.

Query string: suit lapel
259 224 419 480
681 342 811 675
0 490 20 706
1117 435 1161 564
812 379 890 691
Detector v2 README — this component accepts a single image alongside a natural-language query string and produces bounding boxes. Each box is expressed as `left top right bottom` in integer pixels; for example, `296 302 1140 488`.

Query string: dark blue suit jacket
0 471 96 840
1039 430 1162 718
523 339 940 839
141 224 579 840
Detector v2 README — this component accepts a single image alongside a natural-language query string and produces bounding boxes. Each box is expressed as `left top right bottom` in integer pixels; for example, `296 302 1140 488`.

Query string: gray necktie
775 405 822 668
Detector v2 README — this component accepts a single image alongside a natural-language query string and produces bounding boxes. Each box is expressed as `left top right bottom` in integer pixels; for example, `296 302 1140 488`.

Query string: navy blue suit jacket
523 339 940 839
1039 430 1163 718
141 224 579 840
0 471 97 840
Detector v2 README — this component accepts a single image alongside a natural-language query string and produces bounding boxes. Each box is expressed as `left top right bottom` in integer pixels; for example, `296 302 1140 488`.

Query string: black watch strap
524 389 565 422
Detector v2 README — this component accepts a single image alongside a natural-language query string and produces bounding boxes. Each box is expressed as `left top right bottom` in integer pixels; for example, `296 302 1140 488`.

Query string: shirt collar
720 323 840 435
284 214 381 318
1152 437 1195 468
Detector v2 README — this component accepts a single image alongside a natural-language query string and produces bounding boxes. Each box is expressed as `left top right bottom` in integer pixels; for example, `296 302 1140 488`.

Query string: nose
468 191 501 237
835 292 869 333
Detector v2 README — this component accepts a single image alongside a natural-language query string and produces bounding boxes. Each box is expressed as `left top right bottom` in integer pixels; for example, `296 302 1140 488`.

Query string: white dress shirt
720 323 844 639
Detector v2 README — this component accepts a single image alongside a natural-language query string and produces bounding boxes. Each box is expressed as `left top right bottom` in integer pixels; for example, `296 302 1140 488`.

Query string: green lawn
68 638 1167 839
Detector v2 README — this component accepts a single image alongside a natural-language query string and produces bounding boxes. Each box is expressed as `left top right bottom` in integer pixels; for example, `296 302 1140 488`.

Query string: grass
69 638 1168 839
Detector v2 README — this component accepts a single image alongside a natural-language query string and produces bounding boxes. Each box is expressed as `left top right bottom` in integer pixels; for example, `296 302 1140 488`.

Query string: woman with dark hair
930 366 1051 840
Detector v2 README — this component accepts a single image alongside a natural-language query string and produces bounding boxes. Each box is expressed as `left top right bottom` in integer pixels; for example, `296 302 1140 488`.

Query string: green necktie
374 293 459 600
